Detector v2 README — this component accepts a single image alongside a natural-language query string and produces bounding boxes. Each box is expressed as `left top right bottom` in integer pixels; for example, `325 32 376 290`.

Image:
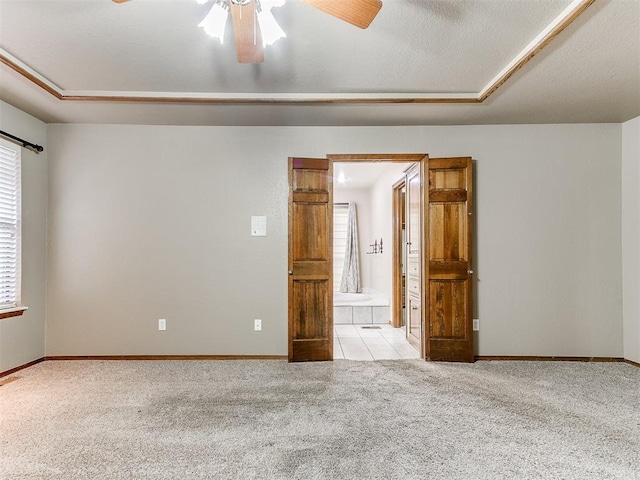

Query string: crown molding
478 0 596 101
0 0 594 106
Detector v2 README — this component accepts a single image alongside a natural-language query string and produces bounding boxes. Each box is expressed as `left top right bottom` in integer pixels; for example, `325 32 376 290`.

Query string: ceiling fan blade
301 0 382 29
112 0 131 3
230 1 264 64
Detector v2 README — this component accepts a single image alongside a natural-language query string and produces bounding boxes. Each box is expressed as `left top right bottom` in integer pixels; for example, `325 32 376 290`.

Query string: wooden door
288 157 333 362
404 163 423 353
391 178 406 328
425 157 473 362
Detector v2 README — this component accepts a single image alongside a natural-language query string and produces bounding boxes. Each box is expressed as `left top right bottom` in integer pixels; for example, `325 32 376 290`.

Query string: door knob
288 270 293 275
468 270 474 275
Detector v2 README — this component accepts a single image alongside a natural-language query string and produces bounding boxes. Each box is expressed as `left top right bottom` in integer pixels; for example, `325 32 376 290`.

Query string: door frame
328 154 428 359
391 177 405 328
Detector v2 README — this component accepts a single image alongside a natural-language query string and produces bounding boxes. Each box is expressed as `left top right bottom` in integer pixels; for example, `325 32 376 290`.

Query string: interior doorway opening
331 160 418 360
288 154 473 363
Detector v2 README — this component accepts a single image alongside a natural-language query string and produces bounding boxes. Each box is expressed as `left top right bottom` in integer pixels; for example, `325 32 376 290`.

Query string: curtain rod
0 130 44 154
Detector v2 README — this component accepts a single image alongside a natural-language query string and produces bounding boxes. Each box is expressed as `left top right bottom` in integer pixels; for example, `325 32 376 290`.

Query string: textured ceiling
334 162 412 189
0 0 638 126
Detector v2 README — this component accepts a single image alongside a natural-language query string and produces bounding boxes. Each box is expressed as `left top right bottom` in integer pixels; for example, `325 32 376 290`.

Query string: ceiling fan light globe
257 8 286 47
198 3 228 44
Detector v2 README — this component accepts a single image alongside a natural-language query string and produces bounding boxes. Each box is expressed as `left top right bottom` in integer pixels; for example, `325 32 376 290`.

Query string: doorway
331 159 418 360
288 154 474 363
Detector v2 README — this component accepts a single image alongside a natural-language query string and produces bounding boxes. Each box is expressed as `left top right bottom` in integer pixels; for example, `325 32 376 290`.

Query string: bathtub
334 292 372 306
333 290 390 324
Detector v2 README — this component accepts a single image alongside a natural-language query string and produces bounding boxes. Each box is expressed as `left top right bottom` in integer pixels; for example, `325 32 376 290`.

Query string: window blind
0 145 20 309
333 204 349 292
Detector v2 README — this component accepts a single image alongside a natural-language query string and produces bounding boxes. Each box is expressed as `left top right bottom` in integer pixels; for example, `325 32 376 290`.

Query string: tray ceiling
0 0 638 125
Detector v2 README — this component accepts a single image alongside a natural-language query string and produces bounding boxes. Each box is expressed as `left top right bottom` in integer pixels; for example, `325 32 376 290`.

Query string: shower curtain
340 202 362 293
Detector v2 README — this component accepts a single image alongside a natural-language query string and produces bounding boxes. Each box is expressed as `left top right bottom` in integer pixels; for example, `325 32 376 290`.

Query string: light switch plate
251 216 267 236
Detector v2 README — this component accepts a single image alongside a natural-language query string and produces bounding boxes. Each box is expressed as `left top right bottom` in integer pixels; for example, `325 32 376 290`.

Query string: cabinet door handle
288 270 293 275
467 270 474 275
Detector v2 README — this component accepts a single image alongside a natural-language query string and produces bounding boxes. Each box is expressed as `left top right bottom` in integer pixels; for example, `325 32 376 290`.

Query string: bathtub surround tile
334 293 390 324
334 307 353 325
353 307 373 324
372 307 391 324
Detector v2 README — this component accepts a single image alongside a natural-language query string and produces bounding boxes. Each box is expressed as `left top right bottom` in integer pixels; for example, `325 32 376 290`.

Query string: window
0 143 21 312
333 204 349 292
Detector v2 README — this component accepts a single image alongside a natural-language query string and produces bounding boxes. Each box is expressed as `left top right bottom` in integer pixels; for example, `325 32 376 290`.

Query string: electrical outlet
473 319 479 331
254 319 262 331
158 318 167 331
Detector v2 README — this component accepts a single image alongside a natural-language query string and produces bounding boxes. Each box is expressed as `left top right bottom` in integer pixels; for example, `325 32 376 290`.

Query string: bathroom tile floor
334 324 420 360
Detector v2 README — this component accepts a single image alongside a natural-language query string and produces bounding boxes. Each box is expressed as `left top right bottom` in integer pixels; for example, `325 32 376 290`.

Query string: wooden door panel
429 280 468 339
293 280 330 339
426 157 473 363
292 192 330 203
291 261 331 277
429 203 467 261
292 204 329 260
429 168 466 190
288 157 333 362
430 157 470 170
293 169 328 191
429 339 473 362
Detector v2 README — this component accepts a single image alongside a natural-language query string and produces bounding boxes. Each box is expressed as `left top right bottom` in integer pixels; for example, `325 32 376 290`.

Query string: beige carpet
1 359 638 480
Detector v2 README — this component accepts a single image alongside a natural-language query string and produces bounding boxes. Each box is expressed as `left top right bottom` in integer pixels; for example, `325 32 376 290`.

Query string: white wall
622 115 640 364
368 164 409 300
0 101 47 372
46 123 623 357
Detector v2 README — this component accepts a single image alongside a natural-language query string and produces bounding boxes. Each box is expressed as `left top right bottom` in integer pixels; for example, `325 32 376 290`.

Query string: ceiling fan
112 0 383 64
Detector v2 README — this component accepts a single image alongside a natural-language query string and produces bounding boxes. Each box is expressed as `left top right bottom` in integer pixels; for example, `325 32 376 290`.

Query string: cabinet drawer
407 259 420 276
407 279 420 296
